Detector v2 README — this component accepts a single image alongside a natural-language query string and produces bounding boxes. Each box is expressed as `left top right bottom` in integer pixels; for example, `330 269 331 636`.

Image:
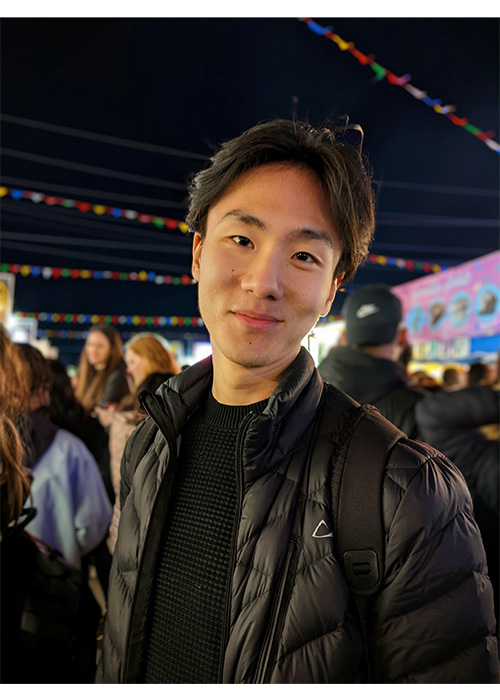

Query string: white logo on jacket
312 519 333 538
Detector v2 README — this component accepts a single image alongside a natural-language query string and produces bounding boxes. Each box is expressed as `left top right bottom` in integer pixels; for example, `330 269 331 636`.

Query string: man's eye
232 235 252 247
295 251 315 263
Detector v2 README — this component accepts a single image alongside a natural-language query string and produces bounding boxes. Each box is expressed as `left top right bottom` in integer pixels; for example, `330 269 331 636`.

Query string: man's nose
240 250 284 300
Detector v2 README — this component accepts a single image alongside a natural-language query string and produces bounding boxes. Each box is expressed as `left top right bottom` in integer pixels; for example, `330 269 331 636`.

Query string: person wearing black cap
318 284 427 439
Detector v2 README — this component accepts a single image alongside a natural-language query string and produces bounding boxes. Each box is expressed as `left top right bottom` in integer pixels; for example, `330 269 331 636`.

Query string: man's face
192 164 343 376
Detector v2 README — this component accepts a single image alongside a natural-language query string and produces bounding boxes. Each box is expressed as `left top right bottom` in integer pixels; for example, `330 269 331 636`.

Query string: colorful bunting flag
300 18 499 155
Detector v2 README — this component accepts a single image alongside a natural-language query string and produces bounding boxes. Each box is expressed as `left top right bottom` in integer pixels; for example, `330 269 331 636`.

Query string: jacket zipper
122 393 178 682
253 536 300 683
217 411 254 684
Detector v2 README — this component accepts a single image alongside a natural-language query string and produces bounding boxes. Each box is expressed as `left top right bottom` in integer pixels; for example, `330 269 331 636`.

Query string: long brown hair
75 324 124 412
0 325 31 530
126 335 180 387
0 324 30 421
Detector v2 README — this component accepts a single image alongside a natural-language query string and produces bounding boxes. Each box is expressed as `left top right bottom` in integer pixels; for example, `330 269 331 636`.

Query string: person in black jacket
98 118 499 684
416 380 500 633
318 284 427 439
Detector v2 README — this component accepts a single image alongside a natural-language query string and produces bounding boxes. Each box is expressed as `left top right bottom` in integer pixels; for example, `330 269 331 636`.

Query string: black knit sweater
143 392 268 683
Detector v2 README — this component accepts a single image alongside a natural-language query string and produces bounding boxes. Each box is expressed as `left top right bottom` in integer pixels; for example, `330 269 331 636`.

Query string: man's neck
210 349 300 406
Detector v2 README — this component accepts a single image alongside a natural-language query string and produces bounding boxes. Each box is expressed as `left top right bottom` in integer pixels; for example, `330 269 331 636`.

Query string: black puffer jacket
415 386 499 515
318 345 427 439
416 385 500 630
98 349 499 683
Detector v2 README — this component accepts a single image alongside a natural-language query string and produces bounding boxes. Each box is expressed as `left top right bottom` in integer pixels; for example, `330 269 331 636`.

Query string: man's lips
232 310 283 329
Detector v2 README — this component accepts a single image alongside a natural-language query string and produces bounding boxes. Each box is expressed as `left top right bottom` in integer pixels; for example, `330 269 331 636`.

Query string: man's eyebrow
289 227 334 249
220 209 334 249
220 209 267 230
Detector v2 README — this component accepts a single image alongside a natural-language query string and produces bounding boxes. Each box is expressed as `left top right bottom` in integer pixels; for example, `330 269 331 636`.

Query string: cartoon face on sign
449 292 470 327
476 284 498 321
428 298 446 329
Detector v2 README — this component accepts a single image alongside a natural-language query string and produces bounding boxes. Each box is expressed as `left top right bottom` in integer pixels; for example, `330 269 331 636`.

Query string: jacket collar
157 347 324 483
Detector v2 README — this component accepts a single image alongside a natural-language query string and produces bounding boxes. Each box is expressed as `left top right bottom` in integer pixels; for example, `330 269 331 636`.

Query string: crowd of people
0 325 181 680
1 117 498 684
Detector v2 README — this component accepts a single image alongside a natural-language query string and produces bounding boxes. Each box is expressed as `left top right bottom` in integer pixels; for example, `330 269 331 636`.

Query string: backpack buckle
343 549 380 595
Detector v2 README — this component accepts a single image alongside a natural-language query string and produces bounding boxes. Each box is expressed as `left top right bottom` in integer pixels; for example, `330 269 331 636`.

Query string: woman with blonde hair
75 324 129 424
124 334 181 388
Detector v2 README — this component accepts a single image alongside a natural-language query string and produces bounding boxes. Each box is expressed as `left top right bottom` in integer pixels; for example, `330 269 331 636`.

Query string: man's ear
397 326 408 347
320 273 344 318
191 233 203 281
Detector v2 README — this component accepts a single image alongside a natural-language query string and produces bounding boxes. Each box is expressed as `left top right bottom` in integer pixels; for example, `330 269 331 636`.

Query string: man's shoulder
320 383 460 488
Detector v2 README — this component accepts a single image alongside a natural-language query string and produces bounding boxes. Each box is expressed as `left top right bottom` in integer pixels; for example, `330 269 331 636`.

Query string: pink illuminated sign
392 251 500 343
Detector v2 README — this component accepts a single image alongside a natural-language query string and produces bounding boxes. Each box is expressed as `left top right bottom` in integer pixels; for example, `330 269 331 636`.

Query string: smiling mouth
233 311 283 330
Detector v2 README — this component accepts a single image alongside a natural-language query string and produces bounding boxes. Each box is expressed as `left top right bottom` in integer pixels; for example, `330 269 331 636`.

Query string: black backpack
330 403 404 679
0 508 102 684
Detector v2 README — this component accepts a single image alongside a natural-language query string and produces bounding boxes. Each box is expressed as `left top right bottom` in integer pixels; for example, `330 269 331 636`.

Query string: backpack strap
333 403 404 682
336 404 404 597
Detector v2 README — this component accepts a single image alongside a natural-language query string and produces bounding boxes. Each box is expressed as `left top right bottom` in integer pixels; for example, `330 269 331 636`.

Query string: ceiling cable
1 113 209 161
0 148 189 190
1 231 192 255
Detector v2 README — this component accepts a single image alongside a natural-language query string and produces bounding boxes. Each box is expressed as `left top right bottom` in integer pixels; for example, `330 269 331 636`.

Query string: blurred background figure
0 326 101 683
441 366 467 392
15 343 112 571
408 370 442 394
416 361 499 633
468 361 491 387
47 358 114 594
125 334 181 386
318 284 427 439
107 372 174 553
74 324 129 427
107 335 181 554
48 359 112 499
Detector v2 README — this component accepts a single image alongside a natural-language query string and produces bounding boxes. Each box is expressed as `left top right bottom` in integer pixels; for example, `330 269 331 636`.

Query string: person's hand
95 403 118 427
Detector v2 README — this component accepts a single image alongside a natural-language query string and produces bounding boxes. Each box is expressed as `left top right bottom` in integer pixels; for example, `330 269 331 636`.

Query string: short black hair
468 362 489 386
187 118 375 283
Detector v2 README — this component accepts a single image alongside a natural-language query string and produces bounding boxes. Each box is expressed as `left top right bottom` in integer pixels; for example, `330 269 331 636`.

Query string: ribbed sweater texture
143 392 267 683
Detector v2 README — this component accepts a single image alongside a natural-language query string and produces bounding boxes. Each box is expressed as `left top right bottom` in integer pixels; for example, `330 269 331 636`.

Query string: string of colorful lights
300 18 500 155
0 185 189 233
1 262 194 285
14 310 205 328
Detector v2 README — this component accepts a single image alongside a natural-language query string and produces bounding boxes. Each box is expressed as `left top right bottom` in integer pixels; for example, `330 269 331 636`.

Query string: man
99 119 499 683
416 370 500 635
442 366 467 392
318 285 427 439
468 361 491 387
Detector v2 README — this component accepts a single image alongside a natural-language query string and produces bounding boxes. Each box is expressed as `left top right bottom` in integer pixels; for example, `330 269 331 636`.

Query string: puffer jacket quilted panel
98 349 499 684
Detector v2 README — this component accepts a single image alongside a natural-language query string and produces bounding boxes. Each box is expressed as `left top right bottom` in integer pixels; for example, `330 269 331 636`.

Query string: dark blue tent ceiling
1 17 498 362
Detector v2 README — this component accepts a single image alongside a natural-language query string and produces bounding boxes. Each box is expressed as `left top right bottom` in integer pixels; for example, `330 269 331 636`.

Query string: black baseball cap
342 284 403 346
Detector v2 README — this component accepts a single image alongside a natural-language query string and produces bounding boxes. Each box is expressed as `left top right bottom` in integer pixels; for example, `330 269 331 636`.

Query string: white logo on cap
356 303 380 319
